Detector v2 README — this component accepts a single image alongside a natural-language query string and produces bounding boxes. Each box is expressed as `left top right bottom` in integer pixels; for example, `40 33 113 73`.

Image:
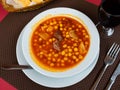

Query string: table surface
0 0 120 90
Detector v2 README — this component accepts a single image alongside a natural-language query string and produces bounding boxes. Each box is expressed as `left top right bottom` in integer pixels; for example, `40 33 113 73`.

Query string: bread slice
0 0 53 12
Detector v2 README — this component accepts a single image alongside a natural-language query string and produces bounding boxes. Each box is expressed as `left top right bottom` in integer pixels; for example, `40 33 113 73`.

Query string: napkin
0 4 8 22
86 0 101 6
0 78 17 90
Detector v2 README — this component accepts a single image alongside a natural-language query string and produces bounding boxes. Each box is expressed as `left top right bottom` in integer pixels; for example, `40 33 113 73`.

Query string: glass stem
96 22 100 27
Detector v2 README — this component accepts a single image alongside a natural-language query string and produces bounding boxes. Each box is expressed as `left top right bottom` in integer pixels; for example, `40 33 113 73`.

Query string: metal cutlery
1 65 32 70
90 43 120 90
105 62 120 90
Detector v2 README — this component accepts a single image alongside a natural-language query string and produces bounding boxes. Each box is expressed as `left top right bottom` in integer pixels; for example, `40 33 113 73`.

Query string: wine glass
98 0 120 37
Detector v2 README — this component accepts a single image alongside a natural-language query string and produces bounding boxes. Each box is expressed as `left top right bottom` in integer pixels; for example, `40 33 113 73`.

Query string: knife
105 62 120 90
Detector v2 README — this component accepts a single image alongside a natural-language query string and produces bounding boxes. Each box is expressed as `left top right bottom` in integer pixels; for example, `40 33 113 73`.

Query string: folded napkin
0 78 17 90
86 0 101 6
0 4 8 22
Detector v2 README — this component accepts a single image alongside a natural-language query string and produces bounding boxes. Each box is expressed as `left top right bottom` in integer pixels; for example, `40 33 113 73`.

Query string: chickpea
63 44 67 48
75 52 79 55
54 54 58 57
82 30 85 33
50 63 54 67
65 54 68 57
75 59 79 62
60 24 63 27
52 52 55 55
67 46 70 49
50 49 53 52
64 57 68 61
66 32 69 35
48 53 52 57
50 22 53 25
47 26 53 32
52 58 56 62
76 28 79 32
74 47 78 52
39 55 43 58
34 39 37 42
61 51 65 55
43 24 47 27
39 46 42 49
85 35 89 38
64 28 67 31
34 31 39 35
49 39 52 42
46 41 49 45
68 48 72 52
78 25 82 28
66 35 70 38
54 26 58 29
60 28 63 31
72 25 75 28
73 43 77 46
48 57 51 61
79 55 83 59
83 33 86 36
71 38 74 41
39 38 42 41
79 39 82 42
61 60 64 63
52 38 56 41
68 53 72 57
68 60 72 63
53 21 57 24
61 63 65 66
57 58 61 62
62 18 65 20
85 41 89 45
40 52 44 55
69 27 72 30
72 56 77 59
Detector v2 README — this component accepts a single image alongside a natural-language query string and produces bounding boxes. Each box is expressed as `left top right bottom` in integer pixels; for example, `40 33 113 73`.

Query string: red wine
99 0 120 27
103 0 120 15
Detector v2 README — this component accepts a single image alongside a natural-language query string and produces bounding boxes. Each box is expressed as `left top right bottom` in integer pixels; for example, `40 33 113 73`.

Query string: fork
90 43 120 90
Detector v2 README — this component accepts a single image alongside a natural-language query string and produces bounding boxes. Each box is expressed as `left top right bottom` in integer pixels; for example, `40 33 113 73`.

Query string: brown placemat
0 0 120 90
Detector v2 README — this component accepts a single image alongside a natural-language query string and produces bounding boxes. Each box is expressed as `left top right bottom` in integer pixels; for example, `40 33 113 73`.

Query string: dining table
0 0 120 90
